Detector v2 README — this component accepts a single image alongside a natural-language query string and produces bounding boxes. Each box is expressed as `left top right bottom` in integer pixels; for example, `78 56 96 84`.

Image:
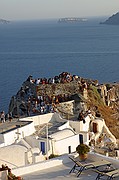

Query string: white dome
0 145 27 168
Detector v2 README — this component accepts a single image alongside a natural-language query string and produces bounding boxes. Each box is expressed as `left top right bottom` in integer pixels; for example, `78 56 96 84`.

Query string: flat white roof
0 119 32 134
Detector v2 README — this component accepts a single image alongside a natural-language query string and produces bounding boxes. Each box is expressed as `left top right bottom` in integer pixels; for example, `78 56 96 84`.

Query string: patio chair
94 168 119 180
69 156 112 177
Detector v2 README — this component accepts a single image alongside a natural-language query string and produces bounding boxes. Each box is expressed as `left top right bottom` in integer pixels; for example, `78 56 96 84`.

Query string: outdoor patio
21 152 119 180
22 161 97 180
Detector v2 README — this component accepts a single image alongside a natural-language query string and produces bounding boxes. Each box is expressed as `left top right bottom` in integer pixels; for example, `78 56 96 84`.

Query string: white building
0 111 117 168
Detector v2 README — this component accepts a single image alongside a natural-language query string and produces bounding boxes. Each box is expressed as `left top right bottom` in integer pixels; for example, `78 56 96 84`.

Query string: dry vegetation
87 85 119 139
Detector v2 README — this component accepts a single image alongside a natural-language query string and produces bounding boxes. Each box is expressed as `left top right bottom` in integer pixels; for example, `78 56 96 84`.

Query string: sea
0 18 119 113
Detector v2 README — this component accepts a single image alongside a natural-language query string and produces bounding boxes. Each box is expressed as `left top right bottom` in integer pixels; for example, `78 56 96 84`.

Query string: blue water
0 19 119 112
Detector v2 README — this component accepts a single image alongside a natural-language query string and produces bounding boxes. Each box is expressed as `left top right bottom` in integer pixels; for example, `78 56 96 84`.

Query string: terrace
13 152 119 180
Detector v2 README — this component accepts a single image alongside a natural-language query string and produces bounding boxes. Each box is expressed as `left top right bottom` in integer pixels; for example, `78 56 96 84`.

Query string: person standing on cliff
0 111 5 123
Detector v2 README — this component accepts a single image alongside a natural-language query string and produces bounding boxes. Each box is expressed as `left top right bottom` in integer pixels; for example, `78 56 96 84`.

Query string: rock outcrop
100 12 119 25
8 73 119 138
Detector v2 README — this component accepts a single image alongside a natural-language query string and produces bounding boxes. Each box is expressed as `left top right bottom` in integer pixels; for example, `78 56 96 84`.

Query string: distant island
58 17 88 23
0 19 10 24
100 12 119 25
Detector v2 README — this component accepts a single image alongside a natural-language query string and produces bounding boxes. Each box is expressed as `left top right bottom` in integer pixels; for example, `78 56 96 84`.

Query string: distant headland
58 17 88 23
0 19 10 24
100 12 119 25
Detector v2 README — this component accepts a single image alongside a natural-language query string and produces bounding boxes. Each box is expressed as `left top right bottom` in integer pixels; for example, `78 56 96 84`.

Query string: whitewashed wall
69 121 81 132
58 121 70 130
0 170 8 180
90 118 117 144
0 134 5 147
69 114 91 133
3 121 35 146
54 134 79 155
21 113 54 126
80 132 89 144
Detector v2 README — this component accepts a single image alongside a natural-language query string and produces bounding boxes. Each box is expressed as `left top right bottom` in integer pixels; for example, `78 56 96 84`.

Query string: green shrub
49 154 59 159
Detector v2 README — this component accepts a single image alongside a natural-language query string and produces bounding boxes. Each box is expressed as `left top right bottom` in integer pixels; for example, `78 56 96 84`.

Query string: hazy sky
0 0 119 20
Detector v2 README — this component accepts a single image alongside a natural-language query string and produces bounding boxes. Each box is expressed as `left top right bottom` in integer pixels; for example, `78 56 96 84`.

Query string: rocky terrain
100 12 119 25
8 73 119 139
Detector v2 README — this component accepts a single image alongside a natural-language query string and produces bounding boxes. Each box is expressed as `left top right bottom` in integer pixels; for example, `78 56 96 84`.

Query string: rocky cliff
8 73 119 138
100 12 119 25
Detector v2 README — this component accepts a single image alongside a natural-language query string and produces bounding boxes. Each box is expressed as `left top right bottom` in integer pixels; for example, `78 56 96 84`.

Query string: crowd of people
14 72 81 117
26 72 79 85
0 111 13 123
8 72 99 118
16 85 72 117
